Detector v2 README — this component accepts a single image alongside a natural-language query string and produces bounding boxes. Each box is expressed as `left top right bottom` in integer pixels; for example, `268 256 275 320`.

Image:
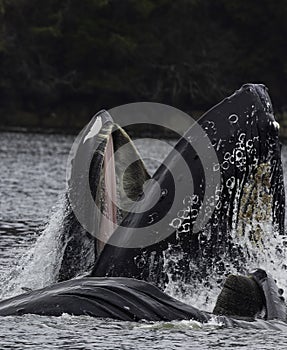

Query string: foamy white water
0 196 68 299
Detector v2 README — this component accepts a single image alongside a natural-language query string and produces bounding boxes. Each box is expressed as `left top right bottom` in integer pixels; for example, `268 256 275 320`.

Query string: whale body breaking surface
0 83 286 328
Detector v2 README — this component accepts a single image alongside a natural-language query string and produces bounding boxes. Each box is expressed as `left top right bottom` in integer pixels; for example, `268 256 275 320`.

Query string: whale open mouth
58 111 151 281
57 84 285 291
97 134 117 253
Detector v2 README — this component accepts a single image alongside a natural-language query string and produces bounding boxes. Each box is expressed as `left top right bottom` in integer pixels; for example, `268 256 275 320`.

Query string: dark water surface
1 132 287 349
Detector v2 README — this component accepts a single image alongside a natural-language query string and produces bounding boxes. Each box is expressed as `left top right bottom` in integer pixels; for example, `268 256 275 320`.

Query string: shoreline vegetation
0 108 204 138
1 1 287 140
1 110 287 142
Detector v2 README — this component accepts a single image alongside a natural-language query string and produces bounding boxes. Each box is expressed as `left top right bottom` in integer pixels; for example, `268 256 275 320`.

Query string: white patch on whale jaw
83 117 103 144
273 121 280 131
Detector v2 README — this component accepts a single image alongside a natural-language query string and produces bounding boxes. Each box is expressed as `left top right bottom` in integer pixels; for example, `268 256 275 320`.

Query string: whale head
91 84 285 289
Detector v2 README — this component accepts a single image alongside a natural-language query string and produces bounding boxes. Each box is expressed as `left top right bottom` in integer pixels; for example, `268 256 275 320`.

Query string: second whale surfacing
0 269 286 329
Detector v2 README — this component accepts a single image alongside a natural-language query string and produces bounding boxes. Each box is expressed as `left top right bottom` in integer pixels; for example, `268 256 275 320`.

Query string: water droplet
224 152 231 161
169 218 182 229
161 189 168 198
238 133 246 142
183 195 192 205
190 209 198 218
147 212 158 224
221 161 229 170
228 114 238 124
235 149 243 161
226 176 235 189
213 163 220 172
192 194 199 204
134 255 146 269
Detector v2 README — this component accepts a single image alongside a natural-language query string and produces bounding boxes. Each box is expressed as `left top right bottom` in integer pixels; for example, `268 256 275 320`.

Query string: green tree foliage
0 0 287 127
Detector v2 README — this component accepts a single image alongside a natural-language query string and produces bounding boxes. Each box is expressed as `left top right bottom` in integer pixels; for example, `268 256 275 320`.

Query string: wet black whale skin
0 277 210 322
92 84 284 286
0 270 285 326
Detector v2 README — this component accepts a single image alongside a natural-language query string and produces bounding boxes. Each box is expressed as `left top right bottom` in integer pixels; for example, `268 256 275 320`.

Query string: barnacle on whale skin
237 162 273 246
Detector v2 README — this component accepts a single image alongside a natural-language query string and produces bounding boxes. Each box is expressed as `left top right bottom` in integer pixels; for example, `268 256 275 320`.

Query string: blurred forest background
0 0 287 132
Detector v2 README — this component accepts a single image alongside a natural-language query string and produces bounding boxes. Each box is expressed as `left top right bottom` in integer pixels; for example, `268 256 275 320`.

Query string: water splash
0 194 67 300
163 157 287 312
163 251 222 312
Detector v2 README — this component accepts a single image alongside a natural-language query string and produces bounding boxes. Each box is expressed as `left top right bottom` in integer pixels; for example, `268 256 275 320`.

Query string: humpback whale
90 84 284 288
0 269 286 329
57 83 284 289
0 84 285 329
